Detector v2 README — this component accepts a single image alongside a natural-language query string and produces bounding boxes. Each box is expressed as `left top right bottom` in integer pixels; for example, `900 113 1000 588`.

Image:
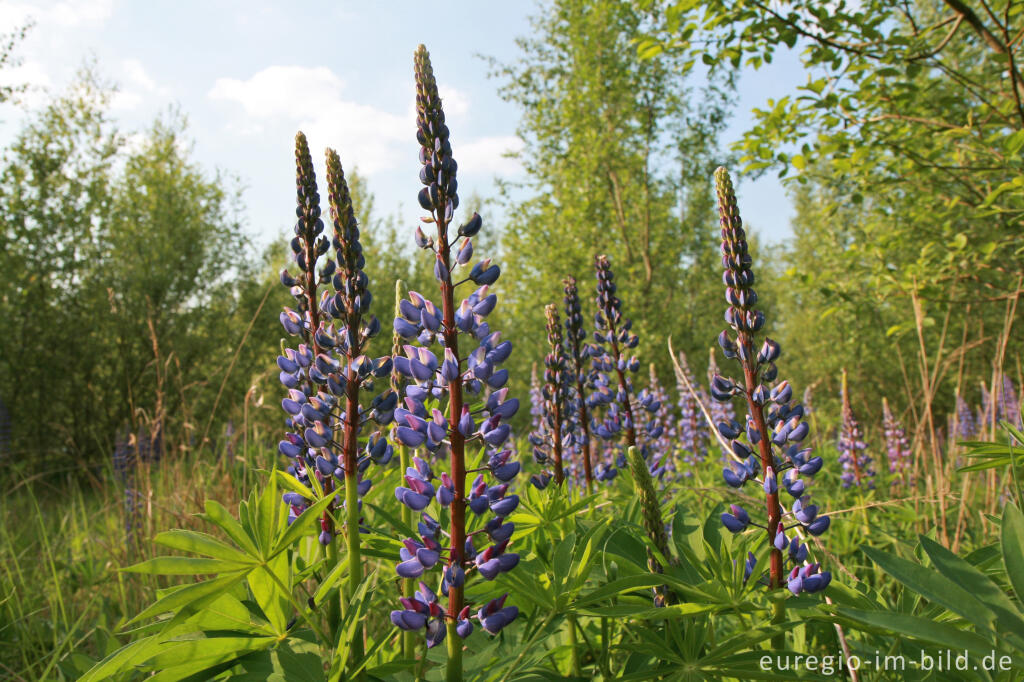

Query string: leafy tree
0 73 275 472
490 0 734 398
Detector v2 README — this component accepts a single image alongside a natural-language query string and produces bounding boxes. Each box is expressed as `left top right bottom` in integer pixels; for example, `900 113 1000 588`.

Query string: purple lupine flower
645 364 679 479
112 429 141 550
563 276 598 491
676 351 709 473
276 134 395 597
588 255 662 477
838 369 875 489
953 391 976 441
998 376 1021 428
882 397 912 486
388 46 520 657
707 349 736 462
533 304 572 485
529 363 543 437
711 167 831 598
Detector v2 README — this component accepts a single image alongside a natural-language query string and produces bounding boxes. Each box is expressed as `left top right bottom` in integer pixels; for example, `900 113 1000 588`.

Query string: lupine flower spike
590 255 663 477
647 364 679 479
389 46 519 680
563 276 597 492
537 304 570 485
711 168 831 617
277 136 395 663
882 397 912 487
676 352 709 473
838 369 875 489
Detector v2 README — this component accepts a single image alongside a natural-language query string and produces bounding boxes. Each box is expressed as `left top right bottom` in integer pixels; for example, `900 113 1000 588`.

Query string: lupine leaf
1003 503 1024 606
862 545 999 634
313 555 350 605
154 529 253 563
124 573 243 627
79 635 162 682
574 574 679 608
270 488 339 558
200 499 260 556
553 532 575 583
249 551 291 634
833 607 1015 662
140 635 277 673
123 556 253 575
919 535 1024 636
576 602 713 618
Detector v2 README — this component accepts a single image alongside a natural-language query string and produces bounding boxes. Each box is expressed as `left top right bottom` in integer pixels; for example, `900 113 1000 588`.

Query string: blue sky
0 0 805 248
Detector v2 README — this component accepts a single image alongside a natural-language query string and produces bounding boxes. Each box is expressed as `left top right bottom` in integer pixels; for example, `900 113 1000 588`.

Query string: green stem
326 537 341 636
568 614 581 677
445 622 463 682
345 470 365 679
770 598 785 650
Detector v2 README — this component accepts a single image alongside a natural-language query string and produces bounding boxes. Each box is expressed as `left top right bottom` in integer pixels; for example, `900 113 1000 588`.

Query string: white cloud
122 58 158 92
49 0 113 27
438 84 469 117
0 0 113 29
455 135 523 177
209 65 517 180
209 65 411 174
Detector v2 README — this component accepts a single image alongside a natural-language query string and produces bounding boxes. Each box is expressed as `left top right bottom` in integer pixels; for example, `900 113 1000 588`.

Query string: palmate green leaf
254 467 282 553
919 535 1024 637
553 532 575 582
124 573 245 627
273 469 315 500
832 607 1012 661
500 560 556 610
312 555 349 605
226 638 326 681
248 551 290 634
568 518 609 591
154 529 254 563
575 602 714 619
139 635 277 677
862 545 999 635
1003 503 1024 607
270 488 339 558
573 574 667 608
79 635 163 682
123 556 253 575
199 499 260 556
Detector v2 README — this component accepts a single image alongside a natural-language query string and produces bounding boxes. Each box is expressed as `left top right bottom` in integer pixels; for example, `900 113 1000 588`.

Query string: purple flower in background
529 363 543 439
707 349 736 463
711 167 831 598
562 276 598 491
838 369 875 489
533 304 572 485
882 397 912 486
588 255 662 477
676 351 709 473
953 392 976 441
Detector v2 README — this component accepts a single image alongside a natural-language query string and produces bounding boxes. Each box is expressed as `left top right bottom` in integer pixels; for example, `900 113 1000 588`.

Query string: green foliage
489 0 734 397
832 500 1024 677
0 70 284 472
